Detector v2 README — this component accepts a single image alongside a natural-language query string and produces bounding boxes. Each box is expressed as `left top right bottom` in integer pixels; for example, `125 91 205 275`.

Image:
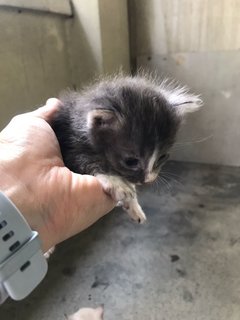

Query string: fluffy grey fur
51 74 202 222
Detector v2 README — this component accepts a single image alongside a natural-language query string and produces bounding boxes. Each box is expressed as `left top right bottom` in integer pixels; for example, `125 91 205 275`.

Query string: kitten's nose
123 157 141 170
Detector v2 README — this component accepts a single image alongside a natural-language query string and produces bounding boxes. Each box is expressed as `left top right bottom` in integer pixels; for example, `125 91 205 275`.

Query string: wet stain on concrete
176 269 187 277
91 276 109 290
121 236 135 247
170 254 180 262
229 237 240 246
183 289 194 303
167 210 200 241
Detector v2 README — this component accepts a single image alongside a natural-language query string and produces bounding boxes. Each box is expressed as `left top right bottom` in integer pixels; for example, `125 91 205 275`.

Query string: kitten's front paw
95 174 147 224
123 199 147 224
96 174 135 202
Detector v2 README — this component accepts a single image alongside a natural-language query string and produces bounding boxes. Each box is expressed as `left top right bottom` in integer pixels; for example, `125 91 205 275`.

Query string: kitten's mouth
130 176 158 185
136 178 157 186
144 174 158 184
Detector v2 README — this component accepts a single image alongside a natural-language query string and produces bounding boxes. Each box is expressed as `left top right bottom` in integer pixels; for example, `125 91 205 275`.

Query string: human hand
0 99 115 252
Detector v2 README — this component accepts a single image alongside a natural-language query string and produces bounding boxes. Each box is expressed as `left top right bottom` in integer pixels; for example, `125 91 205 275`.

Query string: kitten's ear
160 82 203 117
172 95 202 117
87 109 120 130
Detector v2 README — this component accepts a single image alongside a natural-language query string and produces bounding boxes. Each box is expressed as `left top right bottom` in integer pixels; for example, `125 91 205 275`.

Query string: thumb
32 98 62 123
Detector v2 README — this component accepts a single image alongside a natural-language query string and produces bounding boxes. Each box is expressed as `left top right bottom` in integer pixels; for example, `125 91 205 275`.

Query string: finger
66 173 116 232
32 98 62 123
77 174 116 215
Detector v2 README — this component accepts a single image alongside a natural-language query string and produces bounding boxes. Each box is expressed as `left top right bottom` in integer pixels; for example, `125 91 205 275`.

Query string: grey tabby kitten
52 75 201 222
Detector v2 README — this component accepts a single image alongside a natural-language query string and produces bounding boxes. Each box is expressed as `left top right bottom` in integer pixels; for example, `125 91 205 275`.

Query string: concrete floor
1 161 240 320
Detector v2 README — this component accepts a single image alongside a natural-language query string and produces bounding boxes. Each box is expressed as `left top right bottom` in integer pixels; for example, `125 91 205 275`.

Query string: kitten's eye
159 154 169 161
156 153 169 166
124 157 140 168
94 116 103 126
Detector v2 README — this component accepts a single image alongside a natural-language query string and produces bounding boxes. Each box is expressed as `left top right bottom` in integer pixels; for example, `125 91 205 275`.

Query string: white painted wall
130 0 240 166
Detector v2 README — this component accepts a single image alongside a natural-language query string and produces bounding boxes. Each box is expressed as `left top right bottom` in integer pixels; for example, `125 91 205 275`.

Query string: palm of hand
0 99 114 251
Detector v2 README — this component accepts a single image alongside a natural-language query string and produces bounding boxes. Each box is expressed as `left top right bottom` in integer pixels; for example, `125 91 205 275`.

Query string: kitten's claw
123 199 147 224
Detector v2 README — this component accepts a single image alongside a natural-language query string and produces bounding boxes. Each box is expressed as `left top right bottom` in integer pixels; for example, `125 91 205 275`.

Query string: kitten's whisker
152 179 161 193
174 134 213 145
157 178 164 190
161 173 184 188
172 134 213 151
161 171 183 183
153 176 168 193
159 176 172 192
161 170 181 179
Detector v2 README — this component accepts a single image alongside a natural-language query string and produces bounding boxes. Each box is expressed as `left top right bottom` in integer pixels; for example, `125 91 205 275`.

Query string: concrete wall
67 0 130 88
0 1 130 128
0 8 71 128
2 0 238 166
129 0 240 166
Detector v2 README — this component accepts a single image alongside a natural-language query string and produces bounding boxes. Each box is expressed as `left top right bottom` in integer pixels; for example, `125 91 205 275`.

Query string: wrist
0 191 48 301
0 170 49 252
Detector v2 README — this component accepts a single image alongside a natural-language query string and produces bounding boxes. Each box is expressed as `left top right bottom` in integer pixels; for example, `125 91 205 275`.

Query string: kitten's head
83 75 202 184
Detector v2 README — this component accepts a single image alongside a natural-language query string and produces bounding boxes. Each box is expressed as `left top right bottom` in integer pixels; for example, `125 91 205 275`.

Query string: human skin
0 98 115 252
